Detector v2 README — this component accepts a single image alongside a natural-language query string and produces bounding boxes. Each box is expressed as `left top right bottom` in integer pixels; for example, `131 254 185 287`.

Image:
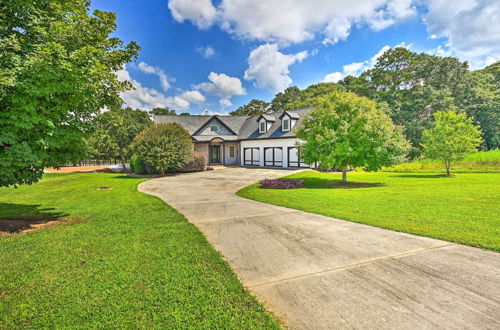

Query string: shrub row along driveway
140 167 500 329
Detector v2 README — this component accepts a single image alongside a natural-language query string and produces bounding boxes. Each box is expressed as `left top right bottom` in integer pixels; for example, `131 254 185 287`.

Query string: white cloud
116 65 204 111
168 0 416 45
138 62 171 91
323 44 393 82
196 45 216 58
423 0 500 69
194 72 245 99
244 43 307 92
179 90 206 104
168 0 217 29
201 109 229 115
219 98 232 108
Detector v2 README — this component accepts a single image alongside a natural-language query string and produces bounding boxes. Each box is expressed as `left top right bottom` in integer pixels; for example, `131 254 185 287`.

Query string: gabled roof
153 107 312 141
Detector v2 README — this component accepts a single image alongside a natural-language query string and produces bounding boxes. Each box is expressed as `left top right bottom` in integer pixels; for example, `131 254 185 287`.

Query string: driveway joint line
249 243 456 288
186 210 303 223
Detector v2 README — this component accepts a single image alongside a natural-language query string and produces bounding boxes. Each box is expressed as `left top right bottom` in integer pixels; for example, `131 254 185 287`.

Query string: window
229 145 235 158
259 121 266 133
210 125 219 132
282 118 290 131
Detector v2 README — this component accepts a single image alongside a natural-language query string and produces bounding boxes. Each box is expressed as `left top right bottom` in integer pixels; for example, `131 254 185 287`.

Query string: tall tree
461 62 499 150
0 0 139 186
91 108 152 170
269 86 302 112
422 111 482 175
150 107 176 116
285 82 345 109
296 91 409 182
230 99 270 116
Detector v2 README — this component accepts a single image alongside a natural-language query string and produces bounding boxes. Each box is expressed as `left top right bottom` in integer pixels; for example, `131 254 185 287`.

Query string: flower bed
259 179 305 189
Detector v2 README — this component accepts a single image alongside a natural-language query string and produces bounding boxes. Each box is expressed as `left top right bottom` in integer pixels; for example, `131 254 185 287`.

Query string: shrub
179 153 207 173
130 154 146 174
259 179 305 189
132 123 193 175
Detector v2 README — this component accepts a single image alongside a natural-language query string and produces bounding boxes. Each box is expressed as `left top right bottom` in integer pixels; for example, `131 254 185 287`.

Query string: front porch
194 138 239 166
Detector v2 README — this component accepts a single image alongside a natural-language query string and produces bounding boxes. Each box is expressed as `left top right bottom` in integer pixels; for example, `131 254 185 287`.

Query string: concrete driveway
139 167 500 329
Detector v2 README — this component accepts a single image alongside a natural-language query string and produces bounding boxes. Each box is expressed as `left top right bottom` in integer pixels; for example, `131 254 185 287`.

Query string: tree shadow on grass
289 177 385 189
0 203 68 234
390 174 451 179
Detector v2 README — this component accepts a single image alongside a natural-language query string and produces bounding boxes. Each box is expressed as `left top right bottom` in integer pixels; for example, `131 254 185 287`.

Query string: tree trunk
445 160 450 176
342 167 347 182
120 153 128 173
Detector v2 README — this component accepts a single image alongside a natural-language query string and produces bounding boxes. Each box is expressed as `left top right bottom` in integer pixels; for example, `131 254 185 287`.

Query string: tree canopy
269 86 302 113
422 111 482 175
0 0 139 186
296 91 409 182
230 99 270 116
89 108 152 170
150 107 176 116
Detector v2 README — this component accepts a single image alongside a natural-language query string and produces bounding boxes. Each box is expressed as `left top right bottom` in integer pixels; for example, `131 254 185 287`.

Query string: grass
383 150 500 173
0 173 279 329
237 170 500 252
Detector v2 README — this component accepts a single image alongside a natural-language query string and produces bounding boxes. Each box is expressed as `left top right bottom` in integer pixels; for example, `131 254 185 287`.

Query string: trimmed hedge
179 153 207 173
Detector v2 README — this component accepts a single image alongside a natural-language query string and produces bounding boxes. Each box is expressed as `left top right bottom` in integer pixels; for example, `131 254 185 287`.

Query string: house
154 108 312 168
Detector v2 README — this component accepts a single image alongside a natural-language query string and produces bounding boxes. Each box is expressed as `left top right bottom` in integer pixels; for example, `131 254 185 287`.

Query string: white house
154 108 311 168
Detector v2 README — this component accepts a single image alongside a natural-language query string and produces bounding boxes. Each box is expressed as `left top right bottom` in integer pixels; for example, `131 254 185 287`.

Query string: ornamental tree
295 91 409 182
422 111 482 175
132 123 193 175
0 0 140 186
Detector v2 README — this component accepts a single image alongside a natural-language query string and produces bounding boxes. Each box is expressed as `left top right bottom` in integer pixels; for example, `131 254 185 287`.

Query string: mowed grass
383 150 500 173
237 171 500 251
0 173 280 329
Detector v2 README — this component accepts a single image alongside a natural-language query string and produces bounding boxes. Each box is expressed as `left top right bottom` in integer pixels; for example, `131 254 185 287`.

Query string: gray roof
154 107 312 141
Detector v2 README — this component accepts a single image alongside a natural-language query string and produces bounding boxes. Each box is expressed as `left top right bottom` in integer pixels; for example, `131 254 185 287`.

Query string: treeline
231 48 499 157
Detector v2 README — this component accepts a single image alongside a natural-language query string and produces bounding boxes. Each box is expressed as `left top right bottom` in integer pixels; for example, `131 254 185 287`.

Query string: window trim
259 120 267 133
210 124 220 132
282 118 290 131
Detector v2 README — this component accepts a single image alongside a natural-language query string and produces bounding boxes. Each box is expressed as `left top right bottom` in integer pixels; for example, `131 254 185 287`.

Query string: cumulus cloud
138 62 171 91
323 45 392 82
423 0 500 68
179 90 206 104
219 98 232 108
168 0 416 45
244 44 307 92
167 0 217 29
116 65 205 111
196 45 215 58
194 72 245 100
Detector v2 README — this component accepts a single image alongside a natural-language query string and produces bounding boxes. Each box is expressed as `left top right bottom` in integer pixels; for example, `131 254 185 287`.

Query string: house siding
197 118 234 136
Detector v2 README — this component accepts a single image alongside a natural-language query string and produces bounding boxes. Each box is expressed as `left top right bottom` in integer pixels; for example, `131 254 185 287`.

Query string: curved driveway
139 167 500 329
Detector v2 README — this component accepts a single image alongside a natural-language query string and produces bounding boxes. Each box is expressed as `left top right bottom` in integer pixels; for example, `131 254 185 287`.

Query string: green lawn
0 173 279 329
237 171 500 252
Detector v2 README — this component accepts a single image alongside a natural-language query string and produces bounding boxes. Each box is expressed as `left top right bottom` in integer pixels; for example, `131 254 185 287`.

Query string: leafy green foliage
0 0 140 187
132 123 193 174
0 173 280 328
295 91 409 181
462 62 499 150
237 170 500 251
89 108 152 170
269 86 302 112
230 99 270 116
179 112 191 116
130 154 146 174
422 111 482 175
149 107 176 116
285 82 345 109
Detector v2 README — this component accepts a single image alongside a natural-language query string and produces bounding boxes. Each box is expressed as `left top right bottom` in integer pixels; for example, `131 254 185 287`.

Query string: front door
210 145 221 164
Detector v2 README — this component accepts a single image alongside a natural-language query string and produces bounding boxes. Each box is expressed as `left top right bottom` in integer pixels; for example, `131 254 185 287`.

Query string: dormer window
282 118 290 131
259 121 266 133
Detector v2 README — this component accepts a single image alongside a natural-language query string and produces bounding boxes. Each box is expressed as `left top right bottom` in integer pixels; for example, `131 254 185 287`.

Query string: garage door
243 148 260 166
264 147 283 167
287 147 309 168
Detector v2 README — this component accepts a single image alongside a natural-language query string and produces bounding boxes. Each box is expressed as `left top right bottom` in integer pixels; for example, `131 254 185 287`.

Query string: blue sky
92 0 499 114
